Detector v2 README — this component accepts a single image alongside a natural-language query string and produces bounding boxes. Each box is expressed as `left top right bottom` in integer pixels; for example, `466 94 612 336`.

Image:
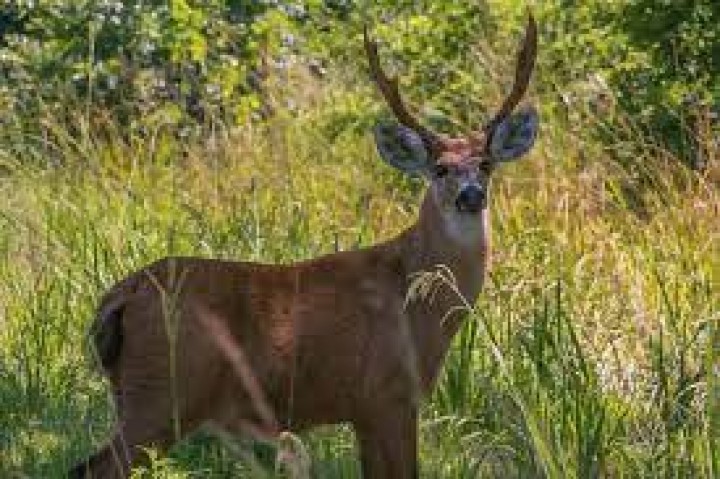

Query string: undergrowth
0 65 718 479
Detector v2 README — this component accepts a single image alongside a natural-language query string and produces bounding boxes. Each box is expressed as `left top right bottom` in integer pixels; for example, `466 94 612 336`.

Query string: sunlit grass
0 85 718 477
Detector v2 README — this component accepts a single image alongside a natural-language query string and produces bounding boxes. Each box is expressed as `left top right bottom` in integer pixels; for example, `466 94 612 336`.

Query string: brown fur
72 192 489 479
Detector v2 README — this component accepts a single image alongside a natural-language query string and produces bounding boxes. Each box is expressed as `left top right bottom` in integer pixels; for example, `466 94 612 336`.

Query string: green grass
0 84 718 478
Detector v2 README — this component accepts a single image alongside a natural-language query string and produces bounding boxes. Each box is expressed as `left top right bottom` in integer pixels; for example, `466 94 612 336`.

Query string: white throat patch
430 184 489 247
442 209 488 246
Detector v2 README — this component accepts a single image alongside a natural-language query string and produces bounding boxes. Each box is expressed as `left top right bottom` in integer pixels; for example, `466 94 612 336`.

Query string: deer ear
373 123 432 175
489 107 539 162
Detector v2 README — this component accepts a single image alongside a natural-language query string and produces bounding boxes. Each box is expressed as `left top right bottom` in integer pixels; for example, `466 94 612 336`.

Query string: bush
0 1 717 169
526 0 719 169
0 1 298 130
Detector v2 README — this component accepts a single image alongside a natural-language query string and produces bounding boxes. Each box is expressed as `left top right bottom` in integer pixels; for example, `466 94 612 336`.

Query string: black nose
456 185 485 213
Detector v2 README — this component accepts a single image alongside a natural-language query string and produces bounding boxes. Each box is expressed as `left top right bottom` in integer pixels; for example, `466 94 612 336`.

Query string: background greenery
0 1 718 477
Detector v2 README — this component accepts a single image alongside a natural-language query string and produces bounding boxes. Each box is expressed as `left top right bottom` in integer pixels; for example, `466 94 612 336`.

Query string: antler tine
485 13 538 131
363 26 441 149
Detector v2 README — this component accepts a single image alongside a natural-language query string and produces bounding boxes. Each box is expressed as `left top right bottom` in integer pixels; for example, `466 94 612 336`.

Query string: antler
363 26 442 151
484 14 538 132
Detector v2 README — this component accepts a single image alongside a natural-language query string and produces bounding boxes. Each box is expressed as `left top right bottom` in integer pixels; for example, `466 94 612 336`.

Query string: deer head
366 15 538 239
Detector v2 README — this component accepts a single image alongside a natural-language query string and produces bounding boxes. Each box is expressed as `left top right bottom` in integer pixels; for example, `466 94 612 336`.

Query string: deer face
432 142 491 216
373 106 539 218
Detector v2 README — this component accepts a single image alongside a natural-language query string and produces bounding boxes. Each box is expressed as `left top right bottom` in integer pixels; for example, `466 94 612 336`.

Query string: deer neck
402 191 490 304
394 191 490 393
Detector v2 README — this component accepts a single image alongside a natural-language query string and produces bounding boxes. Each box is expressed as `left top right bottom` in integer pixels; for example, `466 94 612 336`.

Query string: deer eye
477 160 493 174
433 165 449 178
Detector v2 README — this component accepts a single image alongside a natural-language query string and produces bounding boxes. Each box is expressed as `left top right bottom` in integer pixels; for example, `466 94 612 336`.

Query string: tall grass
0 76 718 478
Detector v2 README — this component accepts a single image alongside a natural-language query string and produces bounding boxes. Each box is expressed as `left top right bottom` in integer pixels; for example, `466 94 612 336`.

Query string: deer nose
456 185 485 213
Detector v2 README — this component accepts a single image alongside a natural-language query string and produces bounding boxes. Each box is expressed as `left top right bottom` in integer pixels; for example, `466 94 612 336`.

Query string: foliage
0 1 298 129
0 2 499 133
2 1 716 163
617 1 720 105
518 0 719 167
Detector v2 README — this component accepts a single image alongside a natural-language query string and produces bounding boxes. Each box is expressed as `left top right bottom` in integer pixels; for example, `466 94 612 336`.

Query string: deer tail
89 274 141 373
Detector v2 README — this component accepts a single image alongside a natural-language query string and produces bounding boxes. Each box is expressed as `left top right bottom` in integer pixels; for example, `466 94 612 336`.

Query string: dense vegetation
0 1 718 477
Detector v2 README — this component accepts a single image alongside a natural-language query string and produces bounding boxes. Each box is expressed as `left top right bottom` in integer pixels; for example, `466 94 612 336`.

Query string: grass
0 74 718 478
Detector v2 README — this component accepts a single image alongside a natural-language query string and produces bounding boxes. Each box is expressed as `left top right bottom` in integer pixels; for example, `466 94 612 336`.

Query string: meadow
1 5 719 478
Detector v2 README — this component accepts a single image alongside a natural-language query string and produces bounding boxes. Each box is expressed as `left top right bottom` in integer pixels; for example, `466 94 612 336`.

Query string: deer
71 15 539 479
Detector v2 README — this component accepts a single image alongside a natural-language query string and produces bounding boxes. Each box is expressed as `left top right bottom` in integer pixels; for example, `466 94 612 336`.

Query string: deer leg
69 423 176 479
69 415 178 479
69 435 124 479
355 405 419 479
70 385 187 478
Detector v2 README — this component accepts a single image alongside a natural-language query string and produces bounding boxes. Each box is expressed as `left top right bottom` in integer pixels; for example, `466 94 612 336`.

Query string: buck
72 15 539 479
